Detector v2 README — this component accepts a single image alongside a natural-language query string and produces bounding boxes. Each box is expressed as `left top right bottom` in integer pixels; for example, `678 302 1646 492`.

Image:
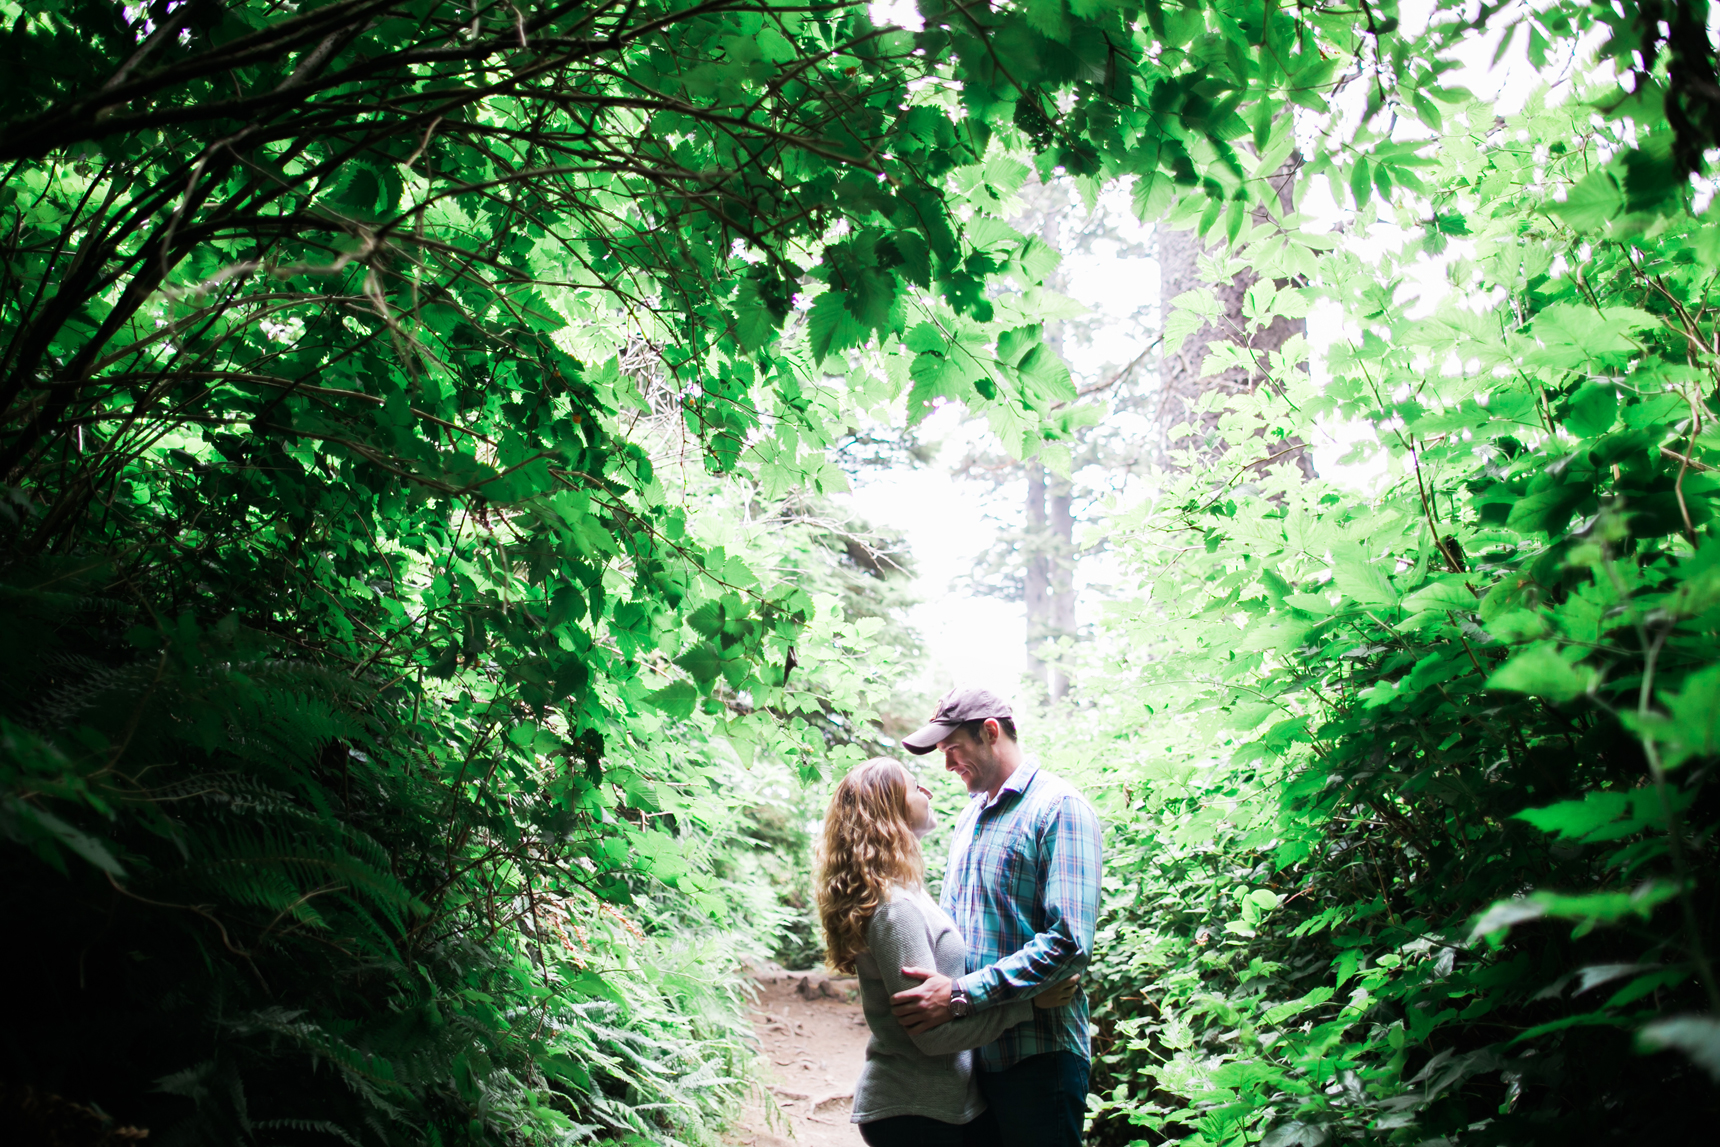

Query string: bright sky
845 1 1601 697
848 407 1025 694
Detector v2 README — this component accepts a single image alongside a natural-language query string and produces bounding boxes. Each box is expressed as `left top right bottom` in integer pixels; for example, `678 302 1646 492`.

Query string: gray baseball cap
901 687 1014 755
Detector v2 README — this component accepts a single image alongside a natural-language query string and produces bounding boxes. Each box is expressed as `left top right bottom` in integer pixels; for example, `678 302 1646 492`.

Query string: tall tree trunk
1156 163 1312 476
1023 462 1075 699
1022 184 1081 697
1047 471 1074 700
1025 458 1051 689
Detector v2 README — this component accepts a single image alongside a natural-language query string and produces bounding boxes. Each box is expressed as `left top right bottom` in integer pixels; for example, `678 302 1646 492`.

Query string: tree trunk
1024 458 1051 689
1156 162 1312 477
1022 185 1081 696
1047 471 1074 700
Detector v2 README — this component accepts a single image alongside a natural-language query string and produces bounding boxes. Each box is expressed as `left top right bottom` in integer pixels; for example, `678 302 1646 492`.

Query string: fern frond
252 1117 365 1147
24 654 162 729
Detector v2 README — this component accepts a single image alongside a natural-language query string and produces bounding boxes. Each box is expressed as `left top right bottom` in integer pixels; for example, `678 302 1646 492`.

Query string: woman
816 757 1077 1147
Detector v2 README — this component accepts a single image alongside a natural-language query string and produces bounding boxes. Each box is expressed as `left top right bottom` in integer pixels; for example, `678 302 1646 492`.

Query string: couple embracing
816 688 1103 1146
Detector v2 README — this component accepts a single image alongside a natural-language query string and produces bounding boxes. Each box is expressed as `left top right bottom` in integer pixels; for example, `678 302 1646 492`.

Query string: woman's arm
867 897 1033 1057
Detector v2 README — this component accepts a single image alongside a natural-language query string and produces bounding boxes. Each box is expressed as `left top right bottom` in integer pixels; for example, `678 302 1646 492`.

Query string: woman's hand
1033 976 1080 1009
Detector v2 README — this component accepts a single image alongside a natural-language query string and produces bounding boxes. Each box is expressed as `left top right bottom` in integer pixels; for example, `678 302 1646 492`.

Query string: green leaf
1349 156 1373 210
1516 791 1633 841
1565 383 1619 437
996 325 1040 366
540 1053 593 1091
1263 985 1334 1025
734 279 786 352
1638 1016 1720 1082
1659 664 1720 765
1536 884 1680 927
1469 898 1550 942
1527 304 1652 365
1487 644 1593 702
904 322 946 354
685 601 727 639
1510 1010 1631 1044
1333 948 1362 988
1410 88 1444 131
808 291 869 362
562 969 627 1006
1011 235 1062 286
1013 343 1076 402
1 796 125 877
1402 575 1477 612
1331 545 1395 606
1695 225 1720 268
1505 483 1592 537
1132 171 1174 222
643 680 698 719
1470 883 1678 943
842 266 905 335
1162 286 1219 355
1514 787 1692 843
1604 965 1689 1008
907 349 973 422
674 642 724 684
1550 166 1624 231
1210 1060 1285 1089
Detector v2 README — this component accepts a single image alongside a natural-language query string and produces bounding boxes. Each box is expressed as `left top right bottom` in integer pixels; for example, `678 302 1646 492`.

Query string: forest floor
724 965 868 1147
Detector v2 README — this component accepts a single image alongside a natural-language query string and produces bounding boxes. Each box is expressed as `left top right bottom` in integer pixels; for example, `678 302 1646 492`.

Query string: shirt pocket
974 834 1036 906
1007 838 1042 904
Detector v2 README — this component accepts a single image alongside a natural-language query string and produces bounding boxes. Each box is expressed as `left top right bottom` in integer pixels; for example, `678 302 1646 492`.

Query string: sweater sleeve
867 896 1034 1057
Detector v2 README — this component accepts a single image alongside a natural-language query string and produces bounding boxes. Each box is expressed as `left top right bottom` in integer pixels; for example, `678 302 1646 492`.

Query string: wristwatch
950 984 973 1018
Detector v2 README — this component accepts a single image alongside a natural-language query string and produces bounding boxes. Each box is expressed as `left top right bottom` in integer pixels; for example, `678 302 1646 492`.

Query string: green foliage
12 1 1720 1145
1061 66 1720 1147
0 564 760 1145
0 2 973 1141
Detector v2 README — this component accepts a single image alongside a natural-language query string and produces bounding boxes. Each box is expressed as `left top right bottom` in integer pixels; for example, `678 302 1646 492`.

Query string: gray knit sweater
850 885 1033 1125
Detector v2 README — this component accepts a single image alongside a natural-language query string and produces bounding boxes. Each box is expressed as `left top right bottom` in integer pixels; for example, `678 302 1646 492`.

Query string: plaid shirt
940 759 1102 1070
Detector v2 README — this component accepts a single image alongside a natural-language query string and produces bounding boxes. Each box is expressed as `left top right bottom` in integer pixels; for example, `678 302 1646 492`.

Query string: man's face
937 723 998 795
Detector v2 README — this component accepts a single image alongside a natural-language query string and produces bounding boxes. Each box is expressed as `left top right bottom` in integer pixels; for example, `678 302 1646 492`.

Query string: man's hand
1033 975 1080 1009
890 966 953 1034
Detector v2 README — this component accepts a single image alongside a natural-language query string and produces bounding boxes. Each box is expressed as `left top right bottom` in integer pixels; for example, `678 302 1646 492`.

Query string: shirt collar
981 756 1038 810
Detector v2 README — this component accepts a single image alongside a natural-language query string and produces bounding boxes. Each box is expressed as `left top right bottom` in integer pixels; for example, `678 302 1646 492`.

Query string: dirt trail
725 966 869 1147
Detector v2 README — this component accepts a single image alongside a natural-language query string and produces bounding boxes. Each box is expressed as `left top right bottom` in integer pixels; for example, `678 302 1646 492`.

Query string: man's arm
889 965 953 1033
892 794 1102 1029
870 901 1035 1050
889 967 1081 1034
953 794 1102 1008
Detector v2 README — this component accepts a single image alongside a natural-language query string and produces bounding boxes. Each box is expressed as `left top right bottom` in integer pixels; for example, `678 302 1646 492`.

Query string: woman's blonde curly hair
816 757 924 974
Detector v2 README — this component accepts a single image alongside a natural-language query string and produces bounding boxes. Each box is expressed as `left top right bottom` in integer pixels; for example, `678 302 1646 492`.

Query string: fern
1 554 762 1147
254 1119 368 1147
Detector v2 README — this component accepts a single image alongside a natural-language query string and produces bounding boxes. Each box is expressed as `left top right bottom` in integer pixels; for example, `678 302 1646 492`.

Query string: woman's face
904 774 936 839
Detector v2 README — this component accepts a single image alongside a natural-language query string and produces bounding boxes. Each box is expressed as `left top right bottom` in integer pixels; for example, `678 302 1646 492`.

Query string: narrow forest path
725 966 868 1147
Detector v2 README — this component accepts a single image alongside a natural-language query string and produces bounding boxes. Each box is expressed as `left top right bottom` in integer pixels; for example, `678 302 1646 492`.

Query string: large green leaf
1488 644 1594 702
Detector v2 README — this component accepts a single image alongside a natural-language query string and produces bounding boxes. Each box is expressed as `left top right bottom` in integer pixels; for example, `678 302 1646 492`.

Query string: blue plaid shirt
940 759 1102 1070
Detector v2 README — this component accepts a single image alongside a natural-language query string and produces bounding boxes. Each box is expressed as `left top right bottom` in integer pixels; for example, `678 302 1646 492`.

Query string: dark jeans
858 1107 1002 1147
976 1051 1090 1147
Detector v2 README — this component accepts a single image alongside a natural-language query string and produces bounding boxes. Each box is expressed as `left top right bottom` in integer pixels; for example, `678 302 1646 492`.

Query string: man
891 687 1103 1147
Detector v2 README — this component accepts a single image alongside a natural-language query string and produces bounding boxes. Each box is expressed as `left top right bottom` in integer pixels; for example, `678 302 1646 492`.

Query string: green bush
1066 89 1720 1146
